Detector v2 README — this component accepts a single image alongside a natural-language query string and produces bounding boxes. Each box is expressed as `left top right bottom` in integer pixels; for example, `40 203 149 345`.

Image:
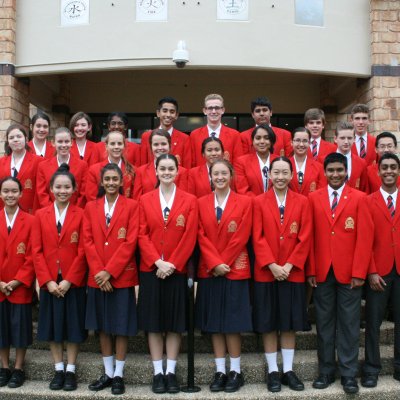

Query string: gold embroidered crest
280 149 285 156
24 179 32 189
17 242 26 254
176 214 185 227
70 231 79 243
355 178 360 189
125 187 131 197
309 182 316 192
228 221 237 233
175 154 181 165
345 217 355 230
118 227 127 239
234 252 248 270
223 151 230 161
290 221 298 234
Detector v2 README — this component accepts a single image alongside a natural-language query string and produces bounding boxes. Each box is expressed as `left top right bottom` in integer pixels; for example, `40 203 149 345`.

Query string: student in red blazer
235 125 278 197
95 112 141 168
289 127 326 196
362 153 400 387
32 165 87 392
190 94 243 167
252 157 311 393
0 124 41 214
133 130 187 200
0 177 35 389
140 97 191 168
196 160 252 393
35 127 88 209
188 137 224 198
27 112 54 159
69 112 98 166
367 131 399 194
83 163 139 396
307 153 373 394
240 97 292 157
138 154 198 394
86 131 135 202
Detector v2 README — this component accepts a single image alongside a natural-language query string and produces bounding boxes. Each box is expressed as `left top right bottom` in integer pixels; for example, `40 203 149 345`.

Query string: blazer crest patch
234 251 248 270
176 214 185 227
118 227 127 239
125 187 131 198
309 182 317 192
345 217 355 230
17 242 26 254
290 221 298 234
70 231 79 243
24 179 33 189
228 220 237 233
223 151 231 161
355 178 360 189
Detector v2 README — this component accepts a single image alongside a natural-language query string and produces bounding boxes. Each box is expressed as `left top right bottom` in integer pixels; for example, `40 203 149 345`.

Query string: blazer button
331 231 335 235
105 242 109 246
280 236 284 240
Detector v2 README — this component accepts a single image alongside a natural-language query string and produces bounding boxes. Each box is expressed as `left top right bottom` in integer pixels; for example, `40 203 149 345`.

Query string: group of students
0 94 398 396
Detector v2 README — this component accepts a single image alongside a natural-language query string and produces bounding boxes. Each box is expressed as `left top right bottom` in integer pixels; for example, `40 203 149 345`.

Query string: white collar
159 184 176 213
57 155 70 166
4 207 19 229
54 202 69 225
214 189 230 211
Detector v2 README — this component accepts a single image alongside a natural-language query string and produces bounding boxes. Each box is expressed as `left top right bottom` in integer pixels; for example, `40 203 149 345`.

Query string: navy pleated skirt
195 277 253 334
253 281 310 333
0 300 32 348
37 287 87 343
85 287 137 336
138 270 187 333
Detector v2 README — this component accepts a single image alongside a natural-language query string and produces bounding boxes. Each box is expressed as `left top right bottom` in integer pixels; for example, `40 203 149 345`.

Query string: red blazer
190 125 243 167
367 191 400 276
95 141 141 168
367 162 400 194
85 160 134 201
139 188 198 274
235 153 278 197
307 139 336 161
289 157 326 196
307 185 373 284
347 154 368 192
240 125 293 157
133 162 187 200
0 152 41 214
27 140 54 159
83 196 139 288
351 134 377 166
253 189 311 283
32 204 87 288
188 165 212 198
197 192 252 280
140 129 191 168
0 210 35 304
35 155 88 209
70 140 99 166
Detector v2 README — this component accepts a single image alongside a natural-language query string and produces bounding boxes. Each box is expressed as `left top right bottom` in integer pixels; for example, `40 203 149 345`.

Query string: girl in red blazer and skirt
196 160 253 393
32 165 87 392
83 163 139 396
252 157 312 393
138 154 198 394
0 177 35 389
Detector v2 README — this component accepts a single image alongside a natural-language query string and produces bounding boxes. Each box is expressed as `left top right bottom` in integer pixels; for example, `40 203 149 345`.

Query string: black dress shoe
88 374 113 391
0 368 11 387
166 372 180 393
7 369 25 388
394 370 400 381
152 373 166 394
209 372 227 392
341 376 359 394
266 371 281 392
49 371 65 390
312 373 335 389
281 371 304 391
361 373 378 388
111 376 125 395
63 371 77 391
224 371 244 393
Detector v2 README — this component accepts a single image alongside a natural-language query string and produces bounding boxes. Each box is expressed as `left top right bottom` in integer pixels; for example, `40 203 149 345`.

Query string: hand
46 281 63 298
368 274 386 292
100 281 113 292
268 263 289 281
351 277 365 289
58 280 71 296
156 268 167 280
155 259 176 277
0 282 11 296
4 280 20 295
95 270 111 287
307 276 317 288
213 264 230 277
282 263 293 276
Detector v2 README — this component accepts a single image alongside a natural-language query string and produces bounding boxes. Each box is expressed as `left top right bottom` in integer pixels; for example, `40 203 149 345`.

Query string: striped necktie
359 137 366 158
262 166 269 191
387 195 395 219
312 140 318 159
331 191 338 214
216 206 223 223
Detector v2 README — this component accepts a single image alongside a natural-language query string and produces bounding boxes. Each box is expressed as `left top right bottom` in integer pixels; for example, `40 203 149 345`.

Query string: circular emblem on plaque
218 0 246 15
139 0 166 15
63 1 88 21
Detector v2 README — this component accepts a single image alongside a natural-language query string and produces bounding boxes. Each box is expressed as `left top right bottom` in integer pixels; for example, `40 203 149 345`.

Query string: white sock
114 359 125 378
265 352 278 373
66 364 75 373
103 355 114 378
281 348 294 373
153 359 164 375
166 359 177 374
215 357 226 374
230 356 241 374
55 362 64 372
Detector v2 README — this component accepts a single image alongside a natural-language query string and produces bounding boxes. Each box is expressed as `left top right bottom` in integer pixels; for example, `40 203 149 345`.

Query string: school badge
70 231 79 243
223 151 231 161
355 178 360 189
125 187 131 198
16 242 26 254
228 220 237 233
118 227 127 239
345 217 355 230
290 221 298 234
234 251 248 270
309 182 316 192
280 149 285 156
176 214 185 227
24 179 33 189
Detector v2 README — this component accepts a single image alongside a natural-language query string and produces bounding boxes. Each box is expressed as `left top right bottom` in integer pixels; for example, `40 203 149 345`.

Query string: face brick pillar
0 0 30 153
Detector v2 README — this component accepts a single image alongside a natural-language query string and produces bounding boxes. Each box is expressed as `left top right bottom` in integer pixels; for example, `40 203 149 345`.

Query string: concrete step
11 345 397 385
0 377 399 399
30 321 396 353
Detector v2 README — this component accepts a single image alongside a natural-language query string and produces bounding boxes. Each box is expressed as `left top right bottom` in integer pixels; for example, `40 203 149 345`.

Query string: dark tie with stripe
298 171 304 186
7 226 11 235
163 207 170 223
279 205 285 224
216 206 223 223
106 213 111 227
12 168 18 178
57 221 62 235
312 140 318 159
388 195 395 219
262 166 269 191
360 137 366 158
211 132 216 138
331 191 338 214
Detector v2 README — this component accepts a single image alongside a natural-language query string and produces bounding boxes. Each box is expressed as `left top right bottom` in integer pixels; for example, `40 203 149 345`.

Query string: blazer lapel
96 199 107 236
59 206 75 241
318 187 333 223
166 189 184 227
250 154 264 193
218 192 236 233
150 190 165 225
332 185 350 223
282 190 295 231
374 191 392 223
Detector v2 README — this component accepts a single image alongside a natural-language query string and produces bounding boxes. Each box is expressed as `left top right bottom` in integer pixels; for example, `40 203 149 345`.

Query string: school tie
57 221 62 235
311 140 318 159
279 205 285 224
7 226 11 235
106 213 111 227
262 166 269 191
331 191 338 214
163 207 170 223
298 171 304 186
12 167 18 178
216 206 223 223
387 195 395 219
210 132 216 138
80 155 84 160
359 137 366 159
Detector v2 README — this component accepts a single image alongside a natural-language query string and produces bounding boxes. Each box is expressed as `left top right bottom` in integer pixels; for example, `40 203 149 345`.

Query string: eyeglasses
377 144 396 150
293 139 310 144
205 106 223 111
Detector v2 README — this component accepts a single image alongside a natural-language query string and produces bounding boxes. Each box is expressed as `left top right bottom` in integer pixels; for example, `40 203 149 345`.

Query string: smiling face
55 131 72 157
73 118 91 140
32 118 49 141
253 127 272 156
211 162 232 191
157 102 178 130
351 112 369 136
203 99 224 125
203 140 223 165
7 128 27 153
269 160 293 191
335 129 354 155
151 134 170 159
101 169 123 196
50 175 74 205
376 137 397 159
0 180 22 208
292 130 310 157
106 132 125 161
251 105 272 125
108 115 127 134
325 161 347 190
156 158 178 185
305 119 324 139
379 158 400 190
